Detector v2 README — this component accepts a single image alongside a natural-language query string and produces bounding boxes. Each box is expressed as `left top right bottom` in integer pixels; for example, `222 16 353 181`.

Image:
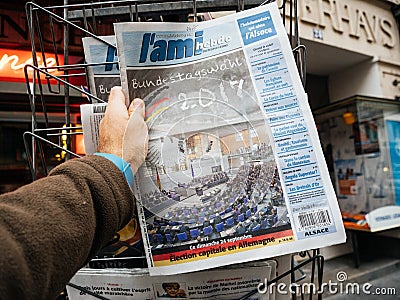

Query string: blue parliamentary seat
237 213 245 223
203 225 213 236
190 228 200 239
226 216 235 227
165 233 174 243
177 232 188 242
246 209 252 219
215 222 225 233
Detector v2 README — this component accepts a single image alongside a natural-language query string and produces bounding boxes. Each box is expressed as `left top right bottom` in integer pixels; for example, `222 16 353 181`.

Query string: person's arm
0 155 132 300
0 87 148 300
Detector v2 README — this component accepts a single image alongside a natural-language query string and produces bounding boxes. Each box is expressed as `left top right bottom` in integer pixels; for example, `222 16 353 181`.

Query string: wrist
94 153 134 189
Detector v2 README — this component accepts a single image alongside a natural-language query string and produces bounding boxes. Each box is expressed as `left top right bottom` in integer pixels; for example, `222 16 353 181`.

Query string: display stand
344 206 400 268
24 1 322 299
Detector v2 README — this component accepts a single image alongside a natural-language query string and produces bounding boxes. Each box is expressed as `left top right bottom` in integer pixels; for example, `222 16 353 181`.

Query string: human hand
122 97 149 174
97 86 148 174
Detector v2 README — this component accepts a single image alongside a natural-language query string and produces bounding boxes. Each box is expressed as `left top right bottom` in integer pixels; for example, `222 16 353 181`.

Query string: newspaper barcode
298 210 331 229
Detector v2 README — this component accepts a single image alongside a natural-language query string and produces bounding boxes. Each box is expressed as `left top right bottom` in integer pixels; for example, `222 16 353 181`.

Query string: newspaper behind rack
82 35 121 103
113 2 346 276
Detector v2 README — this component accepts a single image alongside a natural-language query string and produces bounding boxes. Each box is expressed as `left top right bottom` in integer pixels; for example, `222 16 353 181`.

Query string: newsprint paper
81 2 346 276
67 260 277 300
82 35 121 103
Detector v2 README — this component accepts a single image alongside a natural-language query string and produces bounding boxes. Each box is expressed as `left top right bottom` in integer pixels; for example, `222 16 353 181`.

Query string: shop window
313 96 400 216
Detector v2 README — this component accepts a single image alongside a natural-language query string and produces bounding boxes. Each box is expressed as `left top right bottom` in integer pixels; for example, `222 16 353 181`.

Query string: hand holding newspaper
81 2 345 276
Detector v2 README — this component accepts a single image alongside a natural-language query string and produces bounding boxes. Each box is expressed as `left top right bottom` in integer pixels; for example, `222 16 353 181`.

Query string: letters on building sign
0 49 61 82
0 10 89 50
293 0 396 48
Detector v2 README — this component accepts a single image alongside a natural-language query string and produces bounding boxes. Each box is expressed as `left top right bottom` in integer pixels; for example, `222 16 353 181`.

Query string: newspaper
67 260 276 300
82 35 121 103
80 103 107 155
80 102 146 263
112 2 346 276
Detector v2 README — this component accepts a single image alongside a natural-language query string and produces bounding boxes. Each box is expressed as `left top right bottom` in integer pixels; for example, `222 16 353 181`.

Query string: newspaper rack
24 1 325 299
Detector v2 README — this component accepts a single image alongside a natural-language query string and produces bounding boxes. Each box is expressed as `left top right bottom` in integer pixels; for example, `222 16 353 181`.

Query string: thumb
123 101 148 174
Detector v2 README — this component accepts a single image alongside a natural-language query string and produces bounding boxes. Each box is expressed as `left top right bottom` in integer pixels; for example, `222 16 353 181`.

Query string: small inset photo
155 282 187 299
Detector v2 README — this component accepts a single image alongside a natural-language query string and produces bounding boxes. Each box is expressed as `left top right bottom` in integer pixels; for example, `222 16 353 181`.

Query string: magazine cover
67 260 275 300
113 2 345 276
82 35 121 103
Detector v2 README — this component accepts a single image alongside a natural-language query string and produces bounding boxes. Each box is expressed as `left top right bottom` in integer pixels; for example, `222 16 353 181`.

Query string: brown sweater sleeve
0 155 135 300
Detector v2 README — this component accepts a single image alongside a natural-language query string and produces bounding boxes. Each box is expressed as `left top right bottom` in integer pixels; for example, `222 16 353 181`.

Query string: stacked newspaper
67 260 278 300
81 2 345 277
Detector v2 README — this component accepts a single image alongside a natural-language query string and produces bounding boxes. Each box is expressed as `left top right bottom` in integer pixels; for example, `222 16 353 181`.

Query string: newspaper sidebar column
237 5 345 241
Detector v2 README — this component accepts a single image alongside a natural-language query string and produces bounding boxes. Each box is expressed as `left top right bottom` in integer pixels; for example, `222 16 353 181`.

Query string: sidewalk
294 253 400 299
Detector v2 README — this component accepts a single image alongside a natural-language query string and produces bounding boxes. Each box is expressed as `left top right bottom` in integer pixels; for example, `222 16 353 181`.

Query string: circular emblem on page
128 50 287 248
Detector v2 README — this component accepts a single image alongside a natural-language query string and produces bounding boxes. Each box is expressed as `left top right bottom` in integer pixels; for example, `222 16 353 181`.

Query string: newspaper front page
112 2 345 276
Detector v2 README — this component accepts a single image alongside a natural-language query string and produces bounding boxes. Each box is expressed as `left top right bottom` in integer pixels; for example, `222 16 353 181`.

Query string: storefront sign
0 49 62 82
0 9 111 51
297 0 396 49
0 10 83 50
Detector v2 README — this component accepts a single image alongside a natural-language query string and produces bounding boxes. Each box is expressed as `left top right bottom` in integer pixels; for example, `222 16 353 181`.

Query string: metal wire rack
24 1 318 299
24 0 307 179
